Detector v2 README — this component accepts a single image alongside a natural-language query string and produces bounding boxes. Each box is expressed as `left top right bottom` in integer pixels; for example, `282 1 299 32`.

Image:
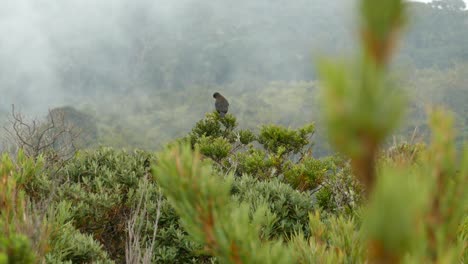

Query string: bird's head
213 92 221 99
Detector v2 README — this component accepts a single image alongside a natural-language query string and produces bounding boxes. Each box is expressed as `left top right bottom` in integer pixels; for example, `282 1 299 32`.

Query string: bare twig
125 176 163 264
3 105 80 166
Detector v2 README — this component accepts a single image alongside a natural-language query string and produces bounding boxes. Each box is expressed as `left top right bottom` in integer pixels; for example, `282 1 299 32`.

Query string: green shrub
231 176 315 238
0 153 48 264
152 113 467 263
55 147 199 263
0 234 35 264
153 145 296 263
284 156 330 191
45 201 113 263
258 124 314 155
314 157 364 214
186 111 339 196
232 148 272 179
14 147 316 263
197 136 232 162
152 144 368 263
149 0 467 262
0 150 116 264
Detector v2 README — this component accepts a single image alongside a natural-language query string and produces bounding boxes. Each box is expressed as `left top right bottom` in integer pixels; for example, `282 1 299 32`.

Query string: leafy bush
0 151 114 264
153 111 467 263
0 233 35 264
153 143 368 263
231 176 315 238
2 1 466 263
186 112 363 213
314 156 364 214
45 201 113 264
153 145 296 263
151 0 467 263
258 124 314 155
0 153 49 264
56 147 198 263
186 111 338 195
1 146 317 263
284 156 330 191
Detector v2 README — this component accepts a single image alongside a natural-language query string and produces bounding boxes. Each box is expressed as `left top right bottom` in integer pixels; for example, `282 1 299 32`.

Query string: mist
1 0 170 111
0 0 467 150
0 0 354 112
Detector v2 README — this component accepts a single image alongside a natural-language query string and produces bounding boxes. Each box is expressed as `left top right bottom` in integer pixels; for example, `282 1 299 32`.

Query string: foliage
1 1 467 154
149 0 467 263
153 144 296 263
257 124 314 155
230 176 315 238
45 202 112 264
362 109 467 263
317 0 467 261
314 157 364 213
187 111 337 194
0 153 49 264
152 108 467 264
197 136 232 162
185 111 363 213
290 210 365 263
1 146 320 263
0 1 466 263
0 151 114 264
318 0 407 192
284 156 330 190
60 148 318 263
56 147 185 263
154 146 364 263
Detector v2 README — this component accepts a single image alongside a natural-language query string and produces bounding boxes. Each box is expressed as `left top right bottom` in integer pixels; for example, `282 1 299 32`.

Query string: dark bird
213 92 229 118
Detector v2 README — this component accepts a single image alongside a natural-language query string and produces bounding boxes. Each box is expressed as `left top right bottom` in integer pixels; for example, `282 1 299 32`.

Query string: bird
213 92 229 118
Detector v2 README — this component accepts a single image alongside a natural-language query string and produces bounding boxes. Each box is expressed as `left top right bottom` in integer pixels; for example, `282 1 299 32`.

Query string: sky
414 0 468 6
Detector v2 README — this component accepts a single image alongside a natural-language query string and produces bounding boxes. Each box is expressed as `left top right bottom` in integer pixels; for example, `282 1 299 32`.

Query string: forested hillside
1 1 467 263
0 0 467 151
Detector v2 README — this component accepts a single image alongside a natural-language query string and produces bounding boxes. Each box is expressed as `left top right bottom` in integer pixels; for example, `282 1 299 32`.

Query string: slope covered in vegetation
1 0 467 263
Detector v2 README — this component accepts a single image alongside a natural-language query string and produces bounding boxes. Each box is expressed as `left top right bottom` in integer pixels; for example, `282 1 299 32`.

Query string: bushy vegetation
1 1 467 153
1 147 320 263
152 0 467 262
1 0 466 263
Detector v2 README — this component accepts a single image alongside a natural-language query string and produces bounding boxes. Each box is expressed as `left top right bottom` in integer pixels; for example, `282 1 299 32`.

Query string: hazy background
1 0 467 152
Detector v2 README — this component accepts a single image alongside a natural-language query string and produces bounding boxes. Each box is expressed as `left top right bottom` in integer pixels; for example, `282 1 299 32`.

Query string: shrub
231 176 315 238
0 151 115 264
153 144 368 263
314 157 364 214
258 124 314 155
151 0 467 262
55 147 197 263
0 153 49 264
153 111 467 263
8 147 316 263
186 111 338 196
153 145 296 263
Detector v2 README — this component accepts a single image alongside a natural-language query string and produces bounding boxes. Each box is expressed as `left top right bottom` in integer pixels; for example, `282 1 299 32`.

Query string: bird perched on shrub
213 92 229 118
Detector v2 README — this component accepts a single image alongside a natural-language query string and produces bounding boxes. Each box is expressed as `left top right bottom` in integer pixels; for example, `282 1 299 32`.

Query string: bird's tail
220 112 226 118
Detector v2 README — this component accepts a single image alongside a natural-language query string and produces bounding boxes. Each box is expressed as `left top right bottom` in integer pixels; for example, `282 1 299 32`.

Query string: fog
1 1 466 109
0 0 356 113
1 0 174 111
0 0 467 150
